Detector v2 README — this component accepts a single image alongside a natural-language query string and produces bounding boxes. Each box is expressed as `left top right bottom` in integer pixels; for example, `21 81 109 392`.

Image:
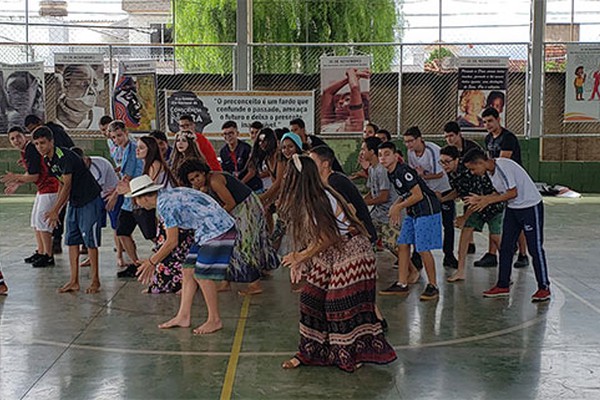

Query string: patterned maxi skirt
146 219 195 294
296 234 397 372
227 193 279 282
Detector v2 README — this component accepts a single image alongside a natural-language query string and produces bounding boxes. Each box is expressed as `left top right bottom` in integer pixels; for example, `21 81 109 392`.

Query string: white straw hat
125 175 164 198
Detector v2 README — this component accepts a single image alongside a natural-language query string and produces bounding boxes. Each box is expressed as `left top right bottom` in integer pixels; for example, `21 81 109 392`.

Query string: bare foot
282 356 301 369
447 273 465 283
0 284 8 295
86 282 101 294
216 281 231 292
192 320 223 335
80 257 91 267
58 282 80 293
408 269 421 284
158 316 191 329
238 281 263 296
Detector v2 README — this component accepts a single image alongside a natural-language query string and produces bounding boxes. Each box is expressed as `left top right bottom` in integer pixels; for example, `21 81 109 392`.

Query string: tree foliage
174 0 400 74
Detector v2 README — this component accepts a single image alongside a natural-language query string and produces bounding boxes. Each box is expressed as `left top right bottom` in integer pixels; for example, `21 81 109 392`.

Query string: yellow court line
220 295 252 400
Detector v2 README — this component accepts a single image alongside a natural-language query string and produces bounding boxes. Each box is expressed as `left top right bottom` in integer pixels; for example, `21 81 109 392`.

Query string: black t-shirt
304 135 345 173
388 163 441 218
484 128 522 165
460 137 482 158
46 146 101 207
46 122 75 149
327 172 377 243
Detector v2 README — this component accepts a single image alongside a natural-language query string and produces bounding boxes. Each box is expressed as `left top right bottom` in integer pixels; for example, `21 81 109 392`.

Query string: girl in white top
278 155 396 372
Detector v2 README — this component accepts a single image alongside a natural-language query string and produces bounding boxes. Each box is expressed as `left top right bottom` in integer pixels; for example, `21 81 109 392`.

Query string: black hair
179 114 194 123
462 148 488 164
289 118 305 129
485 91 505 108
366 122 379 132
378 141 397 153
364 136 382 153
149 130 168 143
404 126 422 138
31 126 53 141
250 121 263 130
309 145 335 166
24 114 42 127
8 126 25 134
108 120 126 132
221 121 237 130
440 145 461 160
70 146 85 158
481 107 499 119
376 129 391 141
99 115 113 126
177 158 211 187
443 121 461 135
274 127 289 141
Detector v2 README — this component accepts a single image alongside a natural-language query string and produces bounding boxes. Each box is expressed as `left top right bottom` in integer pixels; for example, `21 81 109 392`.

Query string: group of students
0 107 551 372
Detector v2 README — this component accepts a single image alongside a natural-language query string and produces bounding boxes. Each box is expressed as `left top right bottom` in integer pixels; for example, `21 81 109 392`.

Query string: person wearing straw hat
127 174 237 334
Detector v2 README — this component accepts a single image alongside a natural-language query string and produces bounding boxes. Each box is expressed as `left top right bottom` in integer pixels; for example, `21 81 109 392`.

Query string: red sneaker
483 286 510 298
531 289 551 302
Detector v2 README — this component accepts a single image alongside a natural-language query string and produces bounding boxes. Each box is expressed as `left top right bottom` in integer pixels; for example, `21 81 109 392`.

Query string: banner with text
320 55 371 134
54 53 105 131
164 90 314 135
113 60 158 133
0 62 45 134
564 44 600 123
457 57 508 130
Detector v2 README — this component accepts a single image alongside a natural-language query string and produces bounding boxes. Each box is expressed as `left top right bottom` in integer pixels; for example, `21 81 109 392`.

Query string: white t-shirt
488 158 542 209
408 141 451 193
326 190 350 236
89 156 119 198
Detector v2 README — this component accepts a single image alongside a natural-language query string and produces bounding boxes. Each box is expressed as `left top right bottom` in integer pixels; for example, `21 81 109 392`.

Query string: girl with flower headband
170 130 207 182
279 154 396 372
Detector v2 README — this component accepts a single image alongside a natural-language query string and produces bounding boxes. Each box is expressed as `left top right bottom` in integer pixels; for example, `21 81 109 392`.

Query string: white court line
28 286 566 358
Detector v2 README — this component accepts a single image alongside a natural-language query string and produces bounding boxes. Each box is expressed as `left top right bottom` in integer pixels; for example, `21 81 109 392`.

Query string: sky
0 0 597 44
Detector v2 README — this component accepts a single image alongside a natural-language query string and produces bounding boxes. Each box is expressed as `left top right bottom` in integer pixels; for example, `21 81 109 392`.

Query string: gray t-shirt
408 141 451 193
367 163 398 224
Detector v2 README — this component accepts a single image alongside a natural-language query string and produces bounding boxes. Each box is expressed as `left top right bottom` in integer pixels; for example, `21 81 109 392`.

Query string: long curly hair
277 155 366 252
171 130 207 179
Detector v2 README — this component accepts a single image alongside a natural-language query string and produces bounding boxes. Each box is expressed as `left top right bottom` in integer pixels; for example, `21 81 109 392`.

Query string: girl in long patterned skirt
144 219 194 294
280 155 396 372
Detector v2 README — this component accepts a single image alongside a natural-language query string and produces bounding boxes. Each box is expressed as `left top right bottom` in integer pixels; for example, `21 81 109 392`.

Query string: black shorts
116 209 157 240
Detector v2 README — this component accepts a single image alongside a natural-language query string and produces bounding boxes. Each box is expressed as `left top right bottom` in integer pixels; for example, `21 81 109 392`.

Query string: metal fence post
397 44 403 138
108 44 114 117
528 0 546 140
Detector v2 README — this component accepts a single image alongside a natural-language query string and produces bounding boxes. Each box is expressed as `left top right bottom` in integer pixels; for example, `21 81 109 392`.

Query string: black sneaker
420 284 440 301
474 253 498 267
32 255 54 268
117 264 138 278
514 254 529 268
411 252 423 270
443 254 459 269
379 282 409 296
25 252 42 263
467 243 476 254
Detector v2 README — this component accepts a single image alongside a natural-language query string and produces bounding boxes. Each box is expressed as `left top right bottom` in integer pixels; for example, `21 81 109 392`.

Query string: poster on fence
0 62 45 134
320 55 371 134
564 44 600 123
113 60 158 133
54 53 105 131
164 90 315 136
457 57 509 130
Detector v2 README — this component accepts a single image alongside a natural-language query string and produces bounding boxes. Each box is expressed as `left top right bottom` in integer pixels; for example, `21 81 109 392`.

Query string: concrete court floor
1 195 599 400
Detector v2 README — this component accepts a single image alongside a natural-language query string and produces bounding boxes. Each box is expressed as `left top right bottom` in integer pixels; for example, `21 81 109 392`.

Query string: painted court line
220 295 252 400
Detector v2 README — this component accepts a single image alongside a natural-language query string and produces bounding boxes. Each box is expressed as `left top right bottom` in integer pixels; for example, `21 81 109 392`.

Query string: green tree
174 0 400 74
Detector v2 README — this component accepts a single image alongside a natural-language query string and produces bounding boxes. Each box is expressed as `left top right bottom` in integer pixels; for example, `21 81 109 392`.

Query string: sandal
282 356 302 369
